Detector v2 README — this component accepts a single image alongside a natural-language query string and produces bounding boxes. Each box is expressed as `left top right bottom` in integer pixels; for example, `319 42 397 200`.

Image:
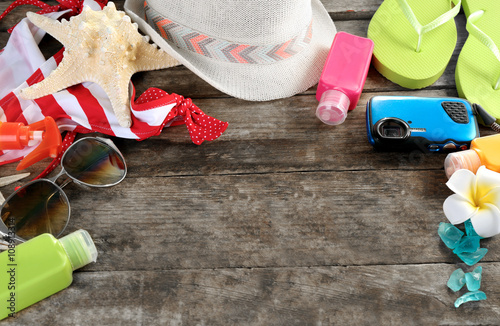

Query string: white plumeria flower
443 166 500 238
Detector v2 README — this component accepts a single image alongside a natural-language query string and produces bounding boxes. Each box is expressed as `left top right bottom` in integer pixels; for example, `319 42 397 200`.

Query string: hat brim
124 0 336 101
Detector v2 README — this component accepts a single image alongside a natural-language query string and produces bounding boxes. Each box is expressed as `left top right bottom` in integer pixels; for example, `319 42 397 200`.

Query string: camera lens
375 118 410 140
382 125 403 138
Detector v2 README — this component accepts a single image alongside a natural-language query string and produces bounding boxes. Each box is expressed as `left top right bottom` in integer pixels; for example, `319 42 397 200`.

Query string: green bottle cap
60 229 98 271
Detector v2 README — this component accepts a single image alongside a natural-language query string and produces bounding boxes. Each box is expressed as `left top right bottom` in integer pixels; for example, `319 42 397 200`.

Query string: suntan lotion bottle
316 32 374 125
0 229 97 319
444 134 500 178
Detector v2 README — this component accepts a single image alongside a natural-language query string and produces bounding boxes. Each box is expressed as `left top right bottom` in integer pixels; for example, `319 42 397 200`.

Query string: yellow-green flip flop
368 0 461 89
456 0 500 122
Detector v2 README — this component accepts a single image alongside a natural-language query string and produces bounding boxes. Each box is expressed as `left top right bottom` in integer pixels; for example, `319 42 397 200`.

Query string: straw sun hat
124 0 337 101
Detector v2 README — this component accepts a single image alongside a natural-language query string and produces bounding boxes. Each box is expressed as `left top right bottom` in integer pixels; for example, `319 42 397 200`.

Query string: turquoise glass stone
464 219 482 238
453 236 481 254
457 248 488 266
447 268 466 292
438 222 464 249
465 266 482 292
454 291 487 308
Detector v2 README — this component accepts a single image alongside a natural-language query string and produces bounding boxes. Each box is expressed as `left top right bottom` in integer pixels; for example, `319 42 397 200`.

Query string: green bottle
0 229 97 319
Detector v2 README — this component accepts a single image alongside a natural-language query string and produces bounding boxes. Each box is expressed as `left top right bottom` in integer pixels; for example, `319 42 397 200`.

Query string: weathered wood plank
322 0 383 19
3 263 499 325
12 169 490 271
112 90 458 177
0 3 42 32
1 87 494 181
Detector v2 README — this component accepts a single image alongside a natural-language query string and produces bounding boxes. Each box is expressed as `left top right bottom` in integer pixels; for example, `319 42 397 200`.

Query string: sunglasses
0 137 126 243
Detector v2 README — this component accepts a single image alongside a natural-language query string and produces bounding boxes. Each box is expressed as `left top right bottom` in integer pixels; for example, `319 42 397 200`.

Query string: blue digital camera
366 96 480 152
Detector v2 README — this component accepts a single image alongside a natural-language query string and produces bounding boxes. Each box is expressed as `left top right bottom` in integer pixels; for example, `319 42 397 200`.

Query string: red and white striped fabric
0 2 228 170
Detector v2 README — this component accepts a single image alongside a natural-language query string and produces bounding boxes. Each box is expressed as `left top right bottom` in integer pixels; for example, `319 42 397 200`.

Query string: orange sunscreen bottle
0 230 97 319
444 134 500 178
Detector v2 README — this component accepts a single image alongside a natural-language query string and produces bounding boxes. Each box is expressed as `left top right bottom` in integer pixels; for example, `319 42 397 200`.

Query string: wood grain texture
0 0 498 324
54 170 450 271
3 263 500 325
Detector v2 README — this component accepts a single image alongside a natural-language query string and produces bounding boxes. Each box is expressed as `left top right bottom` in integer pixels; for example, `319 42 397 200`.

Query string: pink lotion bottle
316 32 374 125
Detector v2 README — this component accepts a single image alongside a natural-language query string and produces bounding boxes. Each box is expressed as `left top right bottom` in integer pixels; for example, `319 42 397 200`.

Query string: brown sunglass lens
1 181 69 240
62 138 126 186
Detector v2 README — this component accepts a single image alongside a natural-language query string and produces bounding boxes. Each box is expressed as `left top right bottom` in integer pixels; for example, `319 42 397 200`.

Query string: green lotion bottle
0 229 97 319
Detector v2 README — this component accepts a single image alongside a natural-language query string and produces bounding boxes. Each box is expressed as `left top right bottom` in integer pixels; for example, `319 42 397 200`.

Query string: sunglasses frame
0 137 127 243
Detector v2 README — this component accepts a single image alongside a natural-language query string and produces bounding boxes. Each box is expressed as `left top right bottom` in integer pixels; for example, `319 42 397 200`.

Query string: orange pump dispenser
0 117 62 170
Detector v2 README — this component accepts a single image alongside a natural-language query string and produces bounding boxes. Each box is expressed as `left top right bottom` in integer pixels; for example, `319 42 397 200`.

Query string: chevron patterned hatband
143 1 313 64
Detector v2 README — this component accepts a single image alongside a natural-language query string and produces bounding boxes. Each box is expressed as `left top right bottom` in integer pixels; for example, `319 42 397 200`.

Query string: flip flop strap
466 10 500 89
397 0 461 52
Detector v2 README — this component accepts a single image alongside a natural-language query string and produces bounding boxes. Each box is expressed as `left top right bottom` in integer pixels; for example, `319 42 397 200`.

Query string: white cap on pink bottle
315 89 350 125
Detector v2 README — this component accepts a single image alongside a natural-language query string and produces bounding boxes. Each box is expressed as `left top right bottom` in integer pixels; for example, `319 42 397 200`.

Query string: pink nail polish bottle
316 32 374 125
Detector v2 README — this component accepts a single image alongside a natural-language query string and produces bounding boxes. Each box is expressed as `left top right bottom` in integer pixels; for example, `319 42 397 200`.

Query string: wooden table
1 0 499 324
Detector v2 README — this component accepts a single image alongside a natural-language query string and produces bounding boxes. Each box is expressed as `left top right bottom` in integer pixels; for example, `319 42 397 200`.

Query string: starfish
20 2 179 128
